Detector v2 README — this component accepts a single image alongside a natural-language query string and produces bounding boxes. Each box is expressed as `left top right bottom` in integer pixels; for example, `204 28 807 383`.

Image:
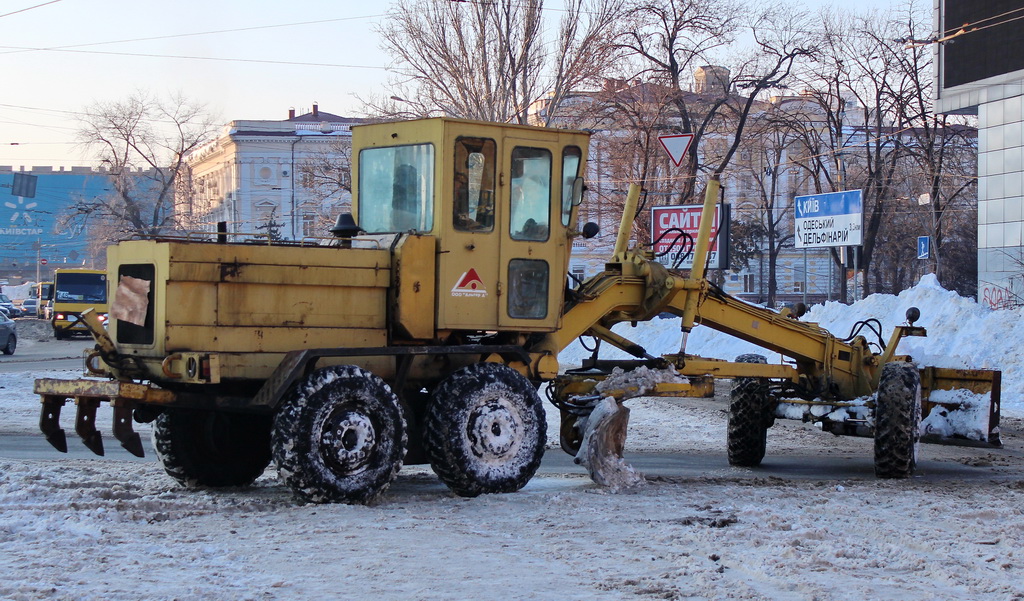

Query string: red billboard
650 204 730 270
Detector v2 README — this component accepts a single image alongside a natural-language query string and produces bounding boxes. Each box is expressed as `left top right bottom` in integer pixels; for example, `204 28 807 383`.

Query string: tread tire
153 408 272 488
272 365 407 504
728 353 771 467
874 362 921 479
424 363 546 497
1 333 15 355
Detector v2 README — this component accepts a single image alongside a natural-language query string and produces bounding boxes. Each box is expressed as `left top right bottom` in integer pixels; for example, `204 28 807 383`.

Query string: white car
20 298 38 317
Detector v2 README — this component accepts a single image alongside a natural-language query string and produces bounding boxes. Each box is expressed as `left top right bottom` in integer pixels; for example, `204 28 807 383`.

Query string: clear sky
0 0 909 168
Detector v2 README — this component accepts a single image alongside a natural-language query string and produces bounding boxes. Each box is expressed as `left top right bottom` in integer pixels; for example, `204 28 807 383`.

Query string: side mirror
581 222 599 239
571 177 586 207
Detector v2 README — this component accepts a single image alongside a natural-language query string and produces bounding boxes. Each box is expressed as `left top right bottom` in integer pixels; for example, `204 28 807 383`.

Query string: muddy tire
728 353 771 467
153 408 273 488
424 363 546 497
272 365 407 504
874 362 921 479
1 333 15 355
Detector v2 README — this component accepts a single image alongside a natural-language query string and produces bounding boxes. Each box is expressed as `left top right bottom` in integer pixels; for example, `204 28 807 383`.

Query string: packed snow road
2 401 1023 601
3 330 1024 600
4 274 1024 600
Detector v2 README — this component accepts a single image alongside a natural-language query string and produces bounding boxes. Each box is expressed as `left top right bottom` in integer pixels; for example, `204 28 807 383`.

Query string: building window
743 274 755 293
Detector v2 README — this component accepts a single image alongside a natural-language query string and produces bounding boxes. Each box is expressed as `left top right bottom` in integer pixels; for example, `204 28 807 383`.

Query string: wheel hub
467 399 520 460
321 409 376 474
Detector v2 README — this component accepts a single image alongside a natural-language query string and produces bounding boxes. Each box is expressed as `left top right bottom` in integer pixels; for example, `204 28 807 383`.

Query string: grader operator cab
34 117 1001 504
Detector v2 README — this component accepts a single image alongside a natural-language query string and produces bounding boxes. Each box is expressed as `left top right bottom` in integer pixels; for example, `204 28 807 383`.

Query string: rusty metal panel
167 241 390 269
167 261 391 288
164 325 387 353
214 282 387 329
165 281 218 326
393 234 436 340
33 378 175 403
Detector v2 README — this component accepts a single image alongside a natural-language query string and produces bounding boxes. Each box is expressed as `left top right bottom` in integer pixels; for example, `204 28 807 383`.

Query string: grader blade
574 397 644 490
920 367 1002 447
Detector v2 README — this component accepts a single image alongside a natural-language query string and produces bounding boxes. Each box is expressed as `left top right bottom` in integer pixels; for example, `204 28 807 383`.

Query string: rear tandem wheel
272 365 408 504
423 363 546 497
152 408 273 488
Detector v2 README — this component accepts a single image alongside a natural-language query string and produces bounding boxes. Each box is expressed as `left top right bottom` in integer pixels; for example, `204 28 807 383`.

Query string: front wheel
874 362 921 479
272 365 407 504
727 354 771 467
424 363 546 497
153 408 273 488
1 333 15 355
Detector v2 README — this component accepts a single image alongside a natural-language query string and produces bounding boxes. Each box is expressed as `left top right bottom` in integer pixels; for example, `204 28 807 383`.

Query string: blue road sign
917 236 930 259
794 190 864 248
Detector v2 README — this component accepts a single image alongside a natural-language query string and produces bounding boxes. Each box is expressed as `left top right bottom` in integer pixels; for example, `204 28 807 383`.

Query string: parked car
0 312 16 355
0 294 20 318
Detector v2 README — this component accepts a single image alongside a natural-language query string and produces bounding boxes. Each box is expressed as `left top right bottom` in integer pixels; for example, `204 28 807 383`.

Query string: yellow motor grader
34 117 1000 503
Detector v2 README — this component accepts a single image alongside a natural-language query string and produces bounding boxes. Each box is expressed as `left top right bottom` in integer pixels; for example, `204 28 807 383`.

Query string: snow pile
921 389 993 441
573 397 645 490
560 274 1024 414
593 365 687 400
1 281 35 300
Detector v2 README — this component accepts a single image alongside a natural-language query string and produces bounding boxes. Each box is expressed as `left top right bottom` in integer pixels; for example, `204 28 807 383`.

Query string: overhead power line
0 45 387 69
0 13 386 57
0 0 62 19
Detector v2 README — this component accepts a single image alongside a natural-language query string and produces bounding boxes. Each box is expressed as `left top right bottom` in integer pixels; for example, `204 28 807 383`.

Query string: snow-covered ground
2 277 1024 600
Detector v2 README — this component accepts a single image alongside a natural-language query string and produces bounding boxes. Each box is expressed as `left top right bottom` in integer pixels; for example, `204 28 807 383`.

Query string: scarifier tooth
75 397 104 456
112 404 144 458
39 396 68 453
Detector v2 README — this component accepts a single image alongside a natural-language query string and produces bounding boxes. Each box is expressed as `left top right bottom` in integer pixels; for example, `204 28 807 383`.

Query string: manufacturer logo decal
451 268 487 297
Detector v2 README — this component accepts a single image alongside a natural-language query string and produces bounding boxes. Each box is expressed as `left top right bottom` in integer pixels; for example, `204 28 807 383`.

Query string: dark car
0 312 16 355
0 294 19 318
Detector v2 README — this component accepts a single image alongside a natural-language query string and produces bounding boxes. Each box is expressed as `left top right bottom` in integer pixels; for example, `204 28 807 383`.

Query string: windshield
358 144 434 233
55 273 107 303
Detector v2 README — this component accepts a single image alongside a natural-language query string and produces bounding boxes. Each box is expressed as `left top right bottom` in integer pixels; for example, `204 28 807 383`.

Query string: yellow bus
52 269 108 339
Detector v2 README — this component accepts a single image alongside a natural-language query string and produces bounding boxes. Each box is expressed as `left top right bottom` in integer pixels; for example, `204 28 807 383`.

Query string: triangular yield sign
658 134 695 167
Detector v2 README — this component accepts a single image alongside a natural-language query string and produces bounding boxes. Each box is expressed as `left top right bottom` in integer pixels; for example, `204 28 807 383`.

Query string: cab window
507 259 549 319
561 146 582 226
454 137 496 232
509 147 551 241
358 144 434 233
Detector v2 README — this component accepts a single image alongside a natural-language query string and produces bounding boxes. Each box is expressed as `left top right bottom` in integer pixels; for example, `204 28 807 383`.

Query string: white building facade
183 104 364 240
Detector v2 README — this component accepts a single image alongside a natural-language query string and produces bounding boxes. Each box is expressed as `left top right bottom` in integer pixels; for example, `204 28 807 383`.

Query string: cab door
497 137 563 331
436 135 501 330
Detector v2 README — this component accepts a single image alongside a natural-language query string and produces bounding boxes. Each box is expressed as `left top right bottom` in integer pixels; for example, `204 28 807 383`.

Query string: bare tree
614 0 744 202
371 0 624 125
296 138 354 235
69 91 217 238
